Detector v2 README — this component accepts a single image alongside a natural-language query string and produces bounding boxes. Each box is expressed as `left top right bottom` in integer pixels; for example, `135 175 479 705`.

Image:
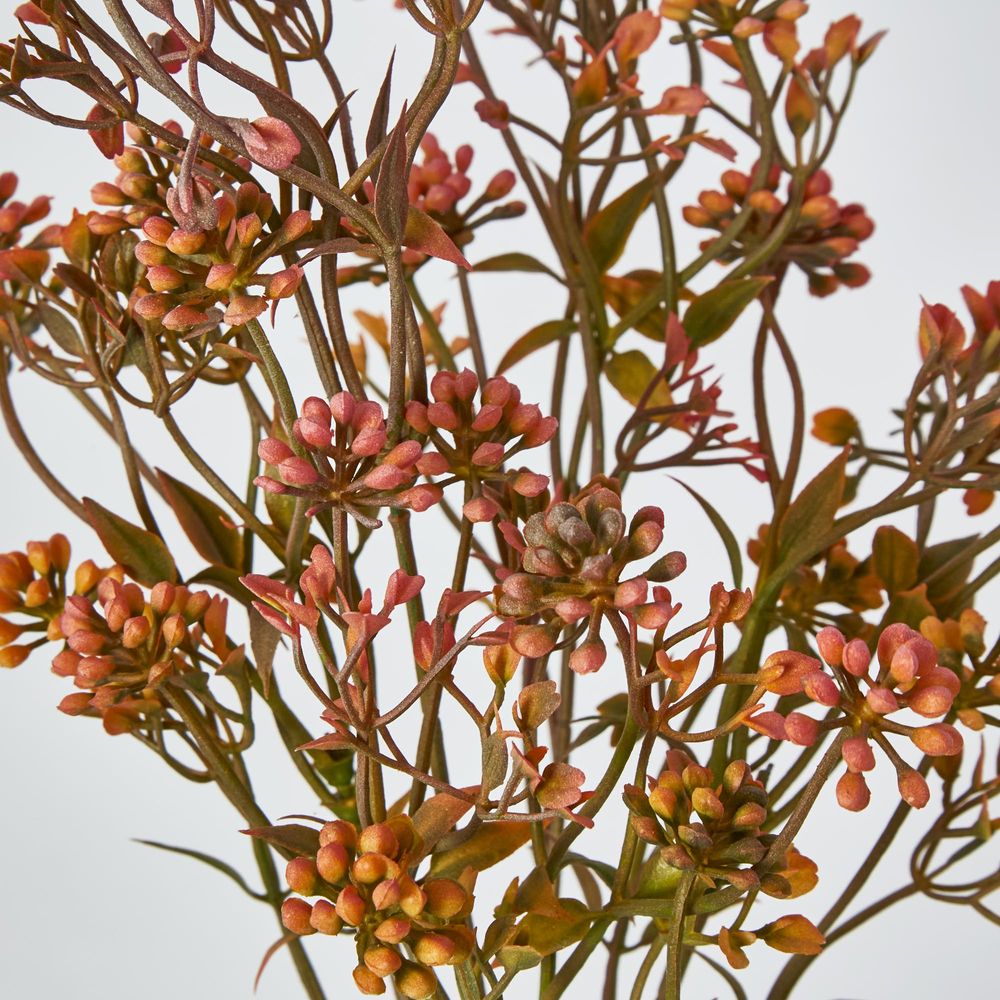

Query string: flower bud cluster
132 178 308 333
0 170 52 249
255 392 441 523
759 623 964 811
625 750 817 899
0 534 99 668
497 480 686 671
53 578 236 735
280 818 474 998
683 167 873 297
921 611 999 732
404 369 555 523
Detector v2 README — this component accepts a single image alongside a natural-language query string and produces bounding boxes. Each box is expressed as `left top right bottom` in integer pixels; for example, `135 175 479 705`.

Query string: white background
1 2 998 998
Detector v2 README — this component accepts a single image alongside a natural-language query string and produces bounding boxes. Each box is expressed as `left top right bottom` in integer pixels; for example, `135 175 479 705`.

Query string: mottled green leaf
157 469 242 569
583 176 654 273
683 276 772 347
82 497 178 586
497 319 575 374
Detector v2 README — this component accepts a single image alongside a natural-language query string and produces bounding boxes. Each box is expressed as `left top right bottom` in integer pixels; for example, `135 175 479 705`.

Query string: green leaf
583 176 654 273
429 822 531 878
82 497 178 586
473 253 560 280
497 318 576 374
872 525 919 596
157 469 243 569
683 276 772 347
134 838 266 901
602 270 668 342
884 584 936 630
605 350 671 409
671 477 743 589
917 536 978 617
636 853 685 898
36 301 83 355
776 450 849 568
242 823 320 858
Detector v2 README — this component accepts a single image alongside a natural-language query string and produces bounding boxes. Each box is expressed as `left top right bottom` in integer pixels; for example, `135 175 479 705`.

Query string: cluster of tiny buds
0 170 52 249
683 166 873 296
256 391 440 524
404 369 555 523
0 534 84 668
53 579 233 734
757 623 964 811
626 751 816 900
497 481 686 670
280 819 473 998
131 178 309 332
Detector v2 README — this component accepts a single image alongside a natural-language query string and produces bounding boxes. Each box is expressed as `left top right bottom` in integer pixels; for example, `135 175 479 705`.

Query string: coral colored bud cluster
255 392 441 523
760 623 964 811
684 167 873 296
404 369 555 523
281 818 473 999
497 480 685 671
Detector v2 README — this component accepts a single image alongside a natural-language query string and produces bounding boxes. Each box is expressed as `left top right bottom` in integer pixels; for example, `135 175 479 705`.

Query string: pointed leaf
411 790 475 855
249 606 282 697
157 469 242 568
871 525 919 596
473 253 559 280
403 206 471 269
777 450 848 567
242 823 320 858
683 277 773 347
671 477 742 588
82 498 178 586
133 838 266 900
374 105 409 242
254 934 296 993
583 176 654 273
366 50 396 158
36 301 83 355
497 319 576 373
429 821 531 878
605 350 671 409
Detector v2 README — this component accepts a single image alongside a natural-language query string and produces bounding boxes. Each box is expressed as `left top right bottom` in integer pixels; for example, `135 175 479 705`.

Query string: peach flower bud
163 304 211 330
374 916 411 944
121 615 151 649
329 391 357 427
889 644 919 685
395 963 438 1000
364 466 410 491
165 228 206 255
908 685 953 718
309 899 342 935
910 723 963 757
471 442 505 466
352 426 387 457
353 853 391 885
142 216 174 245
336 885 367 926
316 842 350 884
897 769 930 809
58 691 92 714
204 262 238 290
397 485 442 512
423 879 467 920
512 471 548 497
352 965 386 996
358 824 400 859
285 857 318 896
836 771 870 811
277 209 312 242
569 639 606 675
319 819 357 849
280 898 315 935
146 265 184 291
413 933 456 967
463 496 500 523
364 945 402 978
268 265 303 299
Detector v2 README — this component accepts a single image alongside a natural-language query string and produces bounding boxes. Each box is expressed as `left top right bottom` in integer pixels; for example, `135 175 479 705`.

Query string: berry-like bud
316 842 350 884
336 885 367 926
285 857 319 896
309 899 342 934
364 945 402 978
412 933 456 967
422 879 467 920
395 963 438 1000
353 965 387 996
358 823 400 859
836 771 870 811
897 769 930 809
281 897 315 935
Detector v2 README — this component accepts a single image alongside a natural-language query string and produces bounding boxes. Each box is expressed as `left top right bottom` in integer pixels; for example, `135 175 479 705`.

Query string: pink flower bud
258 437 293 466
279 456 320 486
866 686 899 715
75 656 114 686
223 294 267 327
205 262 238 290
430 371 457 402
405 400 431 434
816 626 846 667
512 471 548 497
842 638 871 677
842 736 876 773
397 485 442 512
142 216 174 246
509 403 541 436
383 440 422 469
352 426 387 457
570 639 606 675
268 265 303 299
330 391 357 427
427 401 459 432
803 669 840 707
415 452 449 476
470 404 503 432
486 169 516 200
785 712 820 746
523 415 559 447
134 293 171 320
463 496 500 523
162 304 210 330
482 377 512 407
554 597 593 623
897 768 930 808
889 644 919 685
471 442 505 467
614 577 648 609
455 369 479 401
281 898 315 936
121 615 151 649
877 622 918 671
294 417 332 450
836 771 870 812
